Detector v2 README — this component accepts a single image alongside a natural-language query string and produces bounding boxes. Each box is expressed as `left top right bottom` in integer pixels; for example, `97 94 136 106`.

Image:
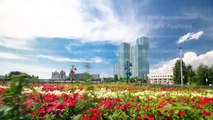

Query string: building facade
113 63 119 75
118 43 130 77
148 74 174 85
131 37 149 78
75 73 100 80
52 70 66 80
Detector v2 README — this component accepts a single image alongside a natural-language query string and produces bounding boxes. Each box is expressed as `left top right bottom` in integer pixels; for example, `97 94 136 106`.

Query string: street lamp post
179 47 183 86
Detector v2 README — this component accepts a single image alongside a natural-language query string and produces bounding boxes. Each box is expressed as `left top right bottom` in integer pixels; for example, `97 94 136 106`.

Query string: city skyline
0 0 213 78
114 37 149 79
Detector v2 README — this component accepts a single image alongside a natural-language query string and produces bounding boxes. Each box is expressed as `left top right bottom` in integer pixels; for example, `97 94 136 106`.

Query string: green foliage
6 71 39 83
196 65 210 85
173 60 213 85
186 65 196 84
114 74 118 82
119 77 124 82
85 84 95 91
83 72 91 82
0 73 34 120
173 60 187 84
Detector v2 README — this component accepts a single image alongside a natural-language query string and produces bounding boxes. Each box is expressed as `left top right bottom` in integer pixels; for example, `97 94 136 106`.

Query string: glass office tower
131 37 149 78
118 43 130 77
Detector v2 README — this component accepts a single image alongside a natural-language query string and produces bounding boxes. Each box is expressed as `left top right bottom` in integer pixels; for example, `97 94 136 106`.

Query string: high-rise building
114 63 119 75
118 43 130 77
114 37 149 79
131 37 149 78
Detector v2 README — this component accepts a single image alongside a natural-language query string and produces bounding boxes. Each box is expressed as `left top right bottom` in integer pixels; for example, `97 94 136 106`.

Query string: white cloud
150 58 179 74
177 31 204 44
0 37 33 50
0 0 147 49
38 55 103 63
150 50 213 74
91 57 103 63
0 51 25 59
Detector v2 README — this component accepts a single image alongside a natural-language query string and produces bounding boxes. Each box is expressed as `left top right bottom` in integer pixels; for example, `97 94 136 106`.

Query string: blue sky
0 0 213 78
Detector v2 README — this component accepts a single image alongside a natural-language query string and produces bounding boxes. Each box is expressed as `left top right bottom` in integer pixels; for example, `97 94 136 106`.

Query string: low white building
148 74 174 85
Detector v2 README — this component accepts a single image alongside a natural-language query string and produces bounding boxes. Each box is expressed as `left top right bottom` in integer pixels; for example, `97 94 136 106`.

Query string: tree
119 77 124 82
83 72 91 82
7 71 39 82
196 65 210 85
186 65 196 84
114 74 118 82
8 71 23 78
173 60 187 84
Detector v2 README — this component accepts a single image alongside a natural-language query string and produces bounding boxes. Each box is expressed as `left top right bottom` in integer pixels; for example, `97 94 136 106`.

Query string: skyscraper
131 37 149 78
114 37 149 79
118 43 130 77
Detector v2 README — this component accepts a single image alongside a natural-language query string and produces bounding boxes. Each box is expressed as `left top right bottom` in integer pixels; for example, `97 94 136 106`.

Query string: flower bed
0 83 213 120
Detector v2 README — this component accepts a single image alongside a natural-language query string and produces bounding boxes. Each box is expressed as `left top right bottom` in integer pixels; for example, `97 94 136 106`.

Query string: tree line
173 60 213 85
0 71 39 82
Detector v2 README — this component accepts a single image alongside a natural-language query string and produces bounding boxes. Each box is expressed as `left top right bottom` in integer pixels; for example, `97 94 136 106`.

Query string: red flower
157 101 166 109
47 105 57 112
22 109 29 114
82 115 87 120
144 105 151 111
0 88 5 94
148 98 153 101
124 102 131 108
202 110 211 116
199 97 213 106
57 103 64 110
161 94 165 97
179 111 185 116
144 114 155 120
38 106 47 117
168 110 171 115
117 104 125 110
191 104 201 109
136 116 142 120
115 98 121 103
100 98 115 109
89 108 103 119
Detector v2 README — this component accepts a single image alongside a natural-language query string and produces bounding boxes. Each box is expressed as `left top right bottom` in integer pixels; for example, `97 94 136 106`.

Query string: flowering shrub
0 83 213 119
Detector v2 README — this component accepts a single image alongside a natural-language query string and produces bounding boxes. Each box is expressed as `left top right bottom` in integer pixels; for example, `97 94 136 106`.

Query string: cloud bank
150 50 213 74
177 31 204 44
37 55 103 63
0 0 146 50
0 52 25 59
